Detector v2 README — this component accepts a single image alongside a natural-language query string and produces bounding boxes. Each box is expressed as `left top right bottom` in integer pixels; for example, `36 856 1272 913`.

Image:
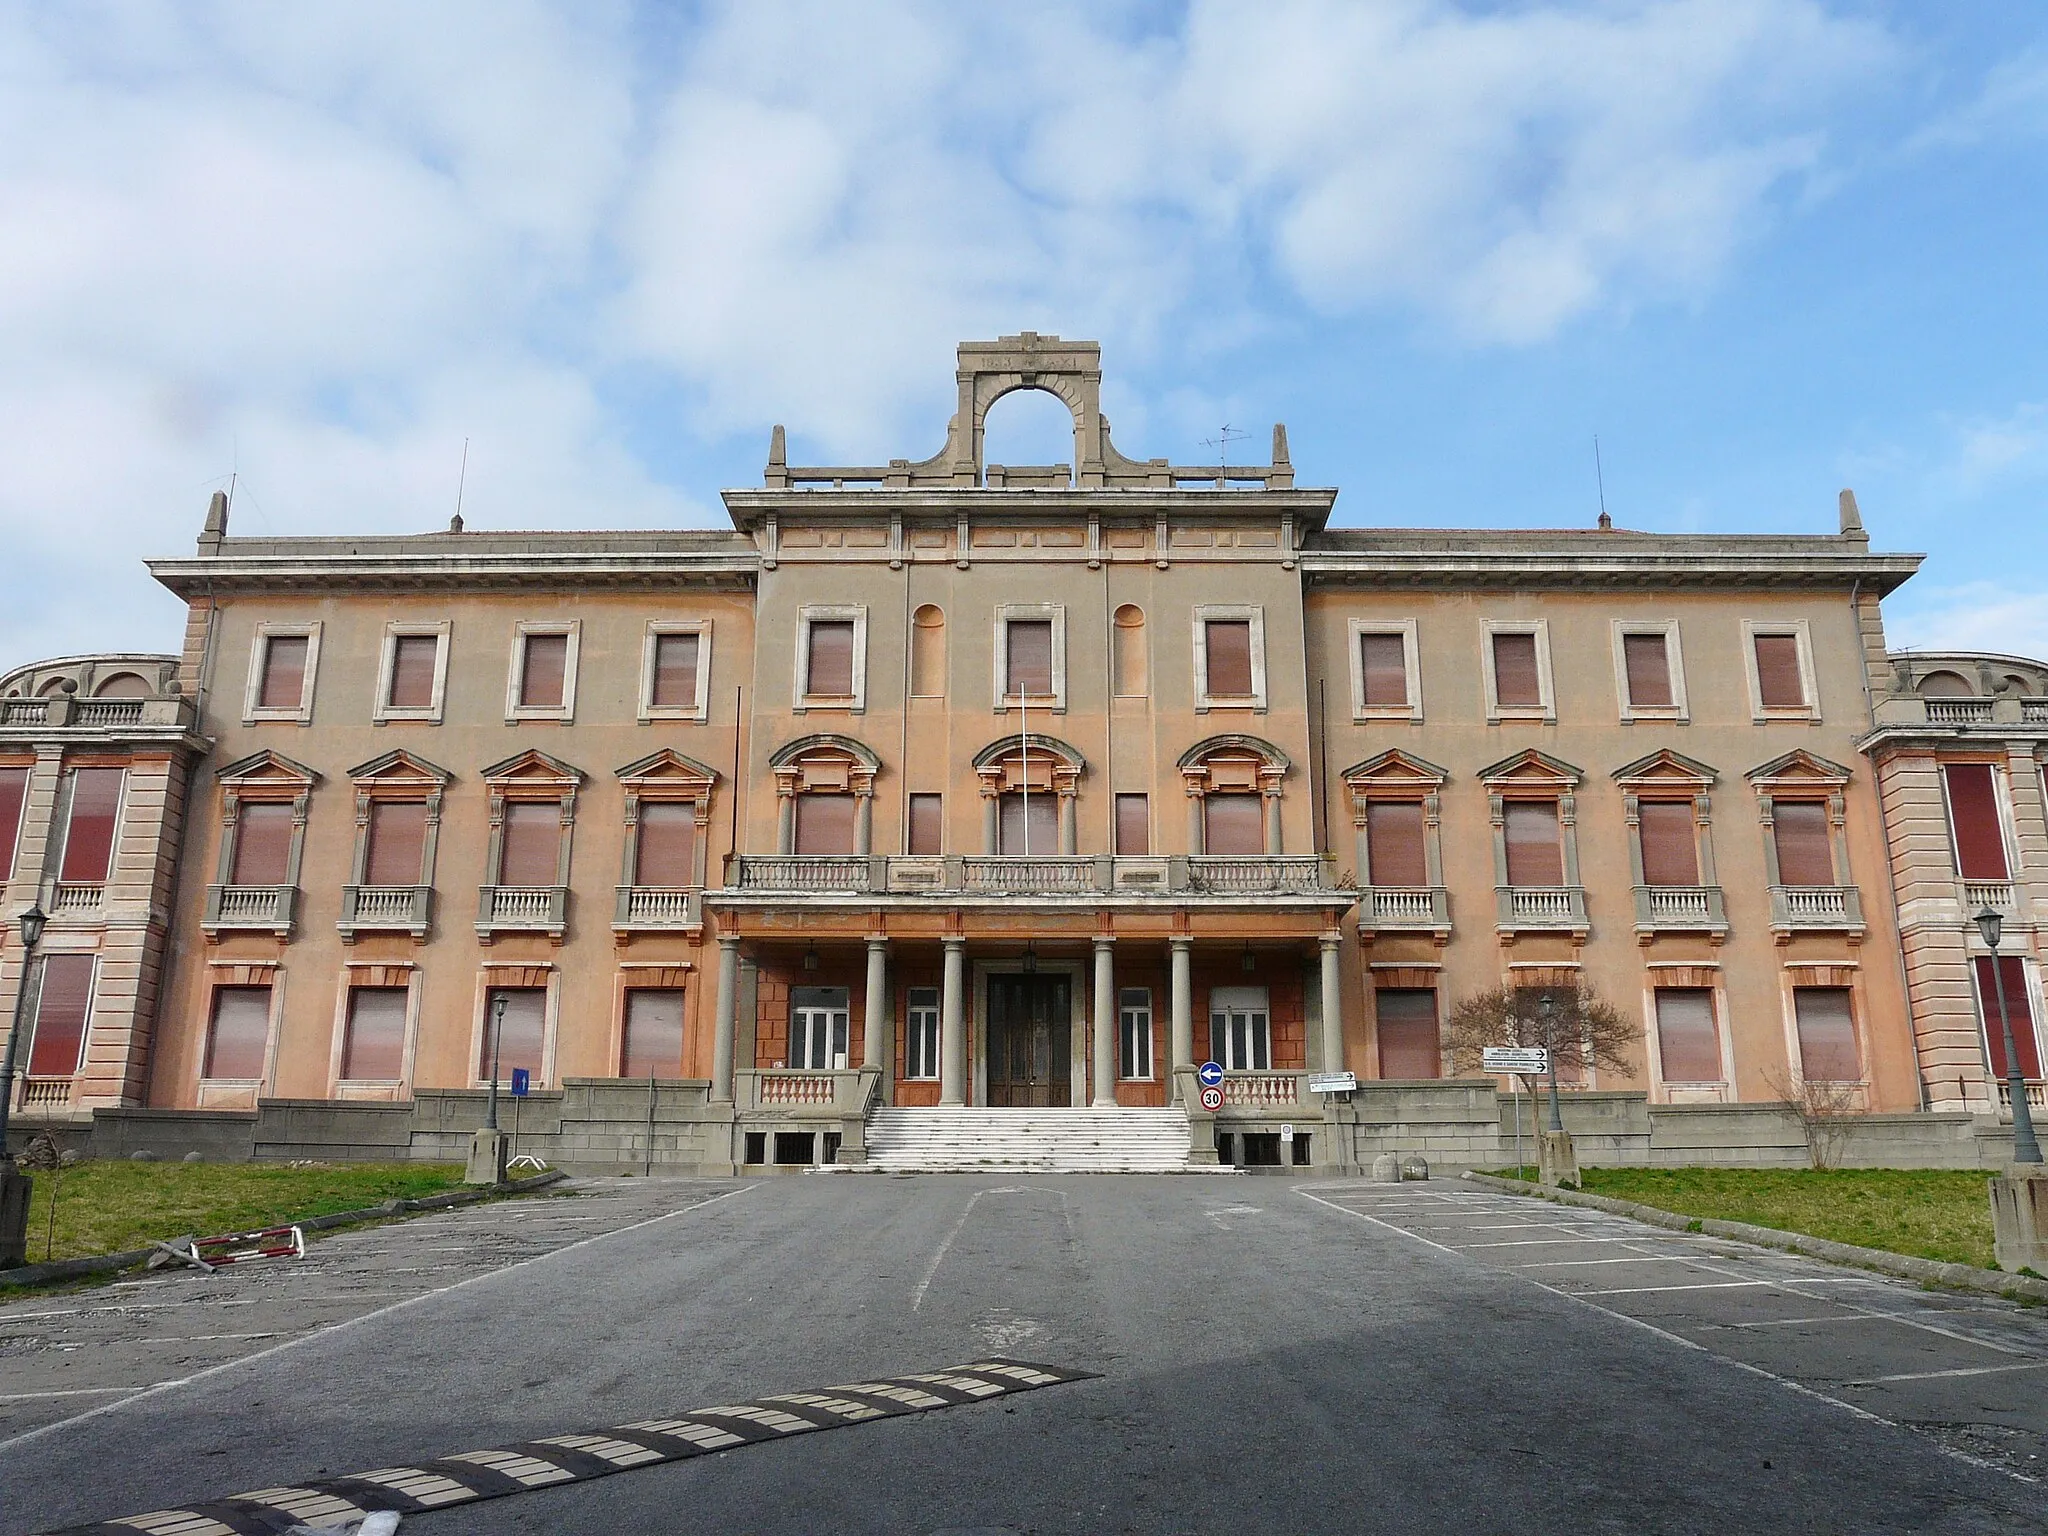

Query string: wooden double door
986 974 1072 1107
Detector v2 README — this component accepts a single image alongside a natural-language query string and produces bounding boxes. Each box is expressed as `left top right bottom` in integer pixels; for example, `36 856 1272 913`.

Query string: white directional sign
1308 1072 1358 1094
1482 1046 1550 1075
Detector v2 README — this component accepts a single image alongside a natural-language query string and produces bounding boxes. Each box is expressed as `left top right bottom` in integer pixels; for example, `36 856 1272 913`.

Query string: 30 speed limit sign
1198 1084 1224 1112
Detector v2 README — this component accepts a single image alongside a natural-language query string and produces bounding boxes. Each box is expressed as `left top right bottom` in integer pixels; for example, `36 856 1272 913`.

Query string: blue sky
2 1 2044 666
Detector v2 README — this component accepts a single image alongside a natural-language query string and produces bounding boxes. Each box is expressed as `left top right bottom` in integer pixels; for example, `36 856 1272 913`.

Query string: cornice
1301 532 1920 593
149 537 759 598
720 486 1339 530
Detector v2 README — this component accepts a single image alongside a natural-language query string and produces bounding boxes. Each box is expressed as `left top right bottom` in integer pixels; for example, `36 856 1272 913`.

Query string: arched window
1178 735 1290 858
973 735 1085 855
93 673 151 698
911 604 946 697
1918 670 1974 697
1113 605 1147 696
770 736 880 856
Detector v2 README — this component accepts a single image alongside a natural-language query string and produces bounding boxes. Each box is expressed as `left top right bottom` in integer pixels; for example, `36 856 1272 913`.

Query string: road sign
1197 1061 1224 1088
1308 1071 1357 1094
511 1068 530 1097
1279 1123 1295 1142
1198 1085 1224 1112
1482 1046 1549 1075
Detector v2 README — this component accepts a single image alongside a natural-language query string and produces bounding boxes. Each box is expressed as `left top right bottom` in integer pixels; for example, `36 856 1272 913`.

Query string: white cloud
1889 583 2048 663
1949 401 2048 492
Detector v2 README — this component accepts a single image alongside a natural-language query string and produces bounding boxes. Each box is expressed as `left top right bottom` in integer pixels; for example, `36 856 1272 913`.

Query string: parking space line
1848 1360 2048 1387
1572 1281 1771 1296
1454 1236 1637 1249
1508 1256 1701 1269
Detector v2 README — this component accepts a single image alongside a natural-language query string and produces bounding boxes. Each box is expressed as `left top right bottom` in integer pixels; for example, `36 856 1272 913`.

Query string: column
1060 794 1078 856
1092 937 1117 1107
711 934 740 1104
855 792 873 854
1265 791 1283 855
864 935 891 1085
1319 931 1345 1076
982 793 1000 854
1169 936 1194 1099
777 792 795 855
940 936 967 1105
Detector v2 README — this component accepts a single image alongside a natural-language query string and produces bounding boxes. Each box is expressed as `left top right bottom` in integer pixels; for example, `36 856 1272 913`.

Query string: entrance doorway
986 974 1072 1107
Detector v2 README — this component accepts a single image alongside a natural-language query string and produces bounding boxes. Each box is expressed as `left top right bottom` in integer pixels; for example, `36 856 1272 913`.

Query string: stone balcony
1960 879 2019 915
476 884 570 941
339 883 434 942
613 884 704 932
1768 883 1866 937
1356 885 1452 937
1631 884 1729 940
722 853 1340 901
0 694 195 731
202 883 298 938
1494 884 1589 935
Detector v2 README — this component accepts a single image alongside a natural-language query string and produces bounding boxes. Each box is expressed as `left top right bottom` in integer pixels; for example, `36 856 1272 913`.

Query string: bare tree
1764 1067 1861 1171
1442 980 1640 1083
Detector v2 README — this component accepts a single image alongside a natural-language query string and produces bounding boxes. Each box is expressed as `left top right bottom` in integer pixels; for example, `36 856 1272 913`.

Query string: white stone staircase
862 1106 1196 1173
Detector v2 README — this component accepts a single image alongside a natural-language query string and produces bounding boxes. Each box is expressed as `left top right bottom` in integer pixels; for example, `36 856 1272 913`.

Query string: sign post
1482 1048 1548 1176
510 1069 529 1166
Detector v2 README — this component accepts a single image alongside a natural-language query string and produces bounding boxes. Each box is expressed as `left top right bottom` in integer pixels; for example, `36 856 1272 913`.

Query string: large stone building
0 336 2039 1171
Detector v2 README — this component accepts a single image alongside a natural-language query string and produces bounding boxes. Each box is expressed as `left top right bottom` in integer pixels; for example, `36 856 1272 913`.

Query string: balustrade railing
2024 698 2048 724
1925 698 1994 725
961 856 1096 894
1220 1072 1303 1108
733 855 873 893
1996 1080 2048 1113
1495 885 1588 928
73 699 145 727
476 884 569 935
339 884 432 938
50 882 104 915
1962 880 2017 913
1769 884 1864 930
0 699 50 725
1632 884 1727 931
20 1077 72 1112
203 883 297 932
615 885 703 927
1359 885 1449 927
1187 855 1325 893
726 853 1338 897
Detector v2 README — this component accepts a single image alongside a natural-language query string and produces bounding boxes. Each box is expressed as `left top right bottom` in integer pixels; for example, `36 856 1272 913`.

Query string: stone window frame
1346 618 1423 723
1612 749 1721 894
24 947 97 1080
1610 619 1689 724
372 621 453 724
1777 964 1871 1095
792 604 869 714
339 749 451 943
471 963 560 1091
903 984 941 1082
1479 618 1555 724
639 620 713 724
1480 749 1583 891
1968 949 2048 1087
206 751 320 940
476 749 583 944
1178 734 1290 856
770 735 881 855
613 964 695 1080
326 961 422 1096
197 962 284 1101
1342 749 1450 892
973 733 1085 854
1641 965 1736 1100
1747 750 1855 890
0 756 30 884
992 602 1068 714
616 749 719 892
505 619 582 724
1741 618 1821 723
1192 604 1268 714
241 621 321 725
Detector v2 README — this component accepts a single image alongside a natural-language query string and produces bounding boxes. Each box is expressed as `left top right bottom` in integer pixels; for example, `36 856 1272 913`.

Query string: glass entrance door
986 974 1072 1107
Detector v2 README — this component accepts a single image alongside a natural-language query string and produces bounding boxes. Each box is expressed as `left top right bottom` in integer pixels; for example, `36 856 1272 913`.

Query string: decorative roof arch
1177 734 1292 774
971 733 1085 773
769 733 880 797
1179 734 1290 798
973 733 1085 799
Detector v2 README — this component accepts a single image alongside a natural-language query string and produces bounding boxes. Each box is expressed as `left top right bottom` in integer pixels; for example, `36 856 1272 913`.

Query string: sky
2 0 2045 668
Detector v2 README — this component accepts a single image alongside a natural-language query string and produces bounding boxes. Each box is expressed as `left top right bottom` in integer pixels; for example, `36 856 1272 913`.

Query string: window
229 801 294 886
993 604 1066 711
0 765 28 879
243 624 320 722
1613 623 1687 720
1484 624 1554 717
635 802 697 886
794 794 858 855
1503 801 1563 886
364 801 428 886
258 635 308 711
1205 621 1252 696
1112 605 1146 696
805 620 856 697
26 954 95 1076
793 606 870 710
1193 605 1266 710
1118 987 1154 1080
789 986 850 1070
1114 794 1149 856
1976 956 2041 1080
1623 633 1672 708
375 625 450 722
498 801 562 886
1376 989 1440 1080
1365 801 1428 886
59 767 123 883
1792 987 1860 1082
1348 621 1421 720
482 988 546 1082
341 988 408 1081
1772 802 1834 886
641 624 712 721
904 988 941 1080
509 626 578 718
1944 763 2009 880
204 985 272 1081
1203 794 1264 856
1655 990 1722 1083
1006 620 1053 697
907 794 942 856
1745 622 1816 717
910 606 946 698
622 989 686 1079
999 793 1058 855
1209 985 1271 1072
1637 801 1700 887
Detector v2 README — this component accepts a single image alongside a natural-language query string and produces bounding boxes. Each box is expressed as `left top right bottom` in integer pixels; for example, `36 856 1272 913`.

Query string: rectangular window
341 987 408 1081
518 633 568 709
1623 632 1674 709
1944 763 2010 880
1637 801 1700 887
1655 989 1722 1083
794 794 858 855
1365 801 1428 886
1753 633 1807 710
1006 620 1054 697
650 632 701 711
229 801 293 886
789 986 850 1070
1359 632 1409 708
364 801 428 886
1118 987 1154 1080
905 987 941 1080
1209 985 1271 1072
204 985 271 1080
26 953 95 1076
1793 987 1861 1082
0 765 31 878
482 988 547 1082
1205 620 1254 698
1976 956 2042 1080
1503 800 1563 886
806 621 856 697
497 801 561 886
1375 989 1440 1080
1203 794 1264 856
1491 631 1542 709
1772 802 1834 886
622 989 686 1079
907 793 942 856
1115 794 1150 856
387 634 440 710
59 767 123 883
258 634 309 712
634 802 697 886
999 793 1059 855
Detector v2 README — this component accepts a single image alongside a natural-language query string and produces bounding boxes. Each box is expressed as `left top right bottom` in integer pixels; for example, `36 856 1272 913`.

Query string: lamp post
484 994 505 1134
1541 991 1565 1134
0 905 49 1158
1978 906 2042 1165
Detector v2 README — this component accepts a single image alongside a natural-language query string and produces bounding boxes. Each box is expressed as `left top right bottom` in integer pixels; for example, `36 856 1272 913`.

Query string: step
864 1106 1196 1173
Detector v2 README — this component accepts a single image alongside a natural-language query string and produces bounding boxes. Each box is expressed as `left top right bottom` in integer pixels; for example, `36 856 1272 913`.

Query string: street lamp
484 994 506 1133
0 905 49 1159
1541 991 1565 1134
1977 906 2042 1165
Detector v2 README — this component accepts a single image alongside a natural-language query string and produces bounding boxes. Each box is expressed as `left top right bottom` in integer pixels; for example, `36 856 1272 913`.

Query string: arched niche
911 604 946 698
1917 670 1974 697
1113 604 1147 696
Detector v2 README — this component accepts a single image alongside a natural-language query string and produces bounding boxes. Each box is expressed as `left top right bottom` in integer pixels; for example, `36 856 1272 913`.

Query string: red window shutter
1006 620 1054 696
60 767 123 882
483 989 546 1080
1360 633 1408 708
795 794 857 855
341 988 408 1080
1772 802 1834 886
1623 633 1673 708
635 802 697 885
1754 634 1806 708
0 766 28 878
907 794 942 856
806 621 855 696
651 633 700 710
1977 956 2042 1080
1375 989 1440 1079
1491 632 1542 708
1637 801 1700 887
27 954 95 1076
498 801 561 885
230 801 294 885
1204 794 1264 855
364 801 428 886
387 635 439 709
999 794 1060 855
258 635 307 711
1944 763 2010 880
1655 989 1722 1081
1205 621 1254 697
1503 800 1563 886
1365 800 1428 886
1115 794 1149 856
1793 988 1861 1081
519 633 568 708
622 989 686 1079
203 985 271 1080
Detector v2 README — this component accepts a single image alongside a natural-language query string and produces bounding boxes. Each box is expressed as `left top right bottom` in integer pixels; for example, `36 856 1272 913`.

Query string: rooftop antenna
1202 424 1250 467
1594 435 1612 530
451 437 470 532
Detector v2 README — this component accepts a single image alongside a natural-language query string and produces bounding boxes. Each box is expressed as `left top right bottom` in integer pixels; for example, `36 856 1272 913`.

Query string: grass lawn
16 1161 466 1265
1489 1166 1999 1270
